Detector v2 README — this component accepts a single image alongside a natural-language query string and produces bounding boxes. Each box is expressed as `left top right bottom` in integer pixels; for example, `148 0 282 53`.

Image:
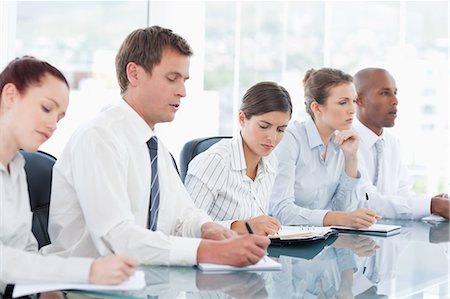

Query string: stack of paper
267 226 336 245
198 256 281 272
12 270 145 298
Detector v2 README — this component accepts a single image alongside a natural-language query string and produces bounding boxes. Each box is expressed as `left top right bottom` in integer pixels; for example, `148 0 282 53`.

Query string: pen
362 256 368 274
245 222 254 234
365 192 370 209
365 193 381 221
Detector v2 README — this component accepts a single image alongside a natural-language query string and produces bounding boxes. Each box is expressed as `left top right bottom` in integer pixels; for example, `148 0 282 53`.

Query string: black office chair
21 150 56 249
179 136 231 182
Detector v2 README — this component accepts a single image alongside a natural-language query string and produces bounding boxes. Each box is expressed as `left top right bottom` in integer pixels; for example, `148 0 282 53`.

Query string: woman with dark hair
0 56 138 292
185 81 292 235
270 68 379 228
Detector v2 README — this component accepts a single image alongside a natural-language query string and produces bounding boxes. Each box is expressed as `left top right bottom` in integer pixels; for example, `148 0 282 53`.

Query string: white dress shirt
0 152 92 290
269 118 360 226
42 101 212 266
185 134 277 229
353 118 431 219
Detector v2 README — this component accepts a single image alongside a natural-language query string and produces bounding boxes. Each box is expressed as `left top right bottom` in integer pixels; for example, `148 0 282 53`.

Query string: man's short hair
115 26 193 95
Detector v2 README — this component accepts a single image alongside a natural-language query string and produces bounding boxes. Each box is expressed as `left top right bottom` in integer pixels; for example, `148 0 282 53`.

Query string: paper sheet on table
13 270 145 298
422 214 448 222
198 256 281 272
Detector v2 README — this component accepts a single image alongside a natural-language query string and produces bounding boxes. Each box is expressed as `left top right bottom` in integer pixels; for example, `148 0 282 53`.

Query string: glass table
69 219 449 299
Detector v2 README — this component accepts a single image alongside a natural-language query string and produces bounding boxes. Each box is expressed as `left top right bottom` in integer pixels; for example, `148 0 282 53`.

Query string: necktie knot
147 136 158 150
374 139 384 154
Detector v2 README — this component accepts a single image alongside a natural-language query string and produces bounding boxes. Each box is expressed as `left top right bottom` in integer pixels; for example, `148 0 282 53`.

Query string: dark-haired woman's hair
303 68 353 119
0 56 68 102
240 81 292 119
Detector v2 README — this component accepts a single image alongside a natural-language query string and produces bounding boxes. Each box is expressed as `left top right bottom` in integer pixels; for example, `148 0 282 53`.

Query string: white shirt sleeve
0 243 92 284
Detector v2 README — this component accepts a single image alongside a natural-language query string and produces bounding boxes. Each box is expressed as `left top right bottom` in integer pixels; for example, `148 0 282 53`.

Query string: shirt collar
230 133 276 174
305 117 325 150
353 117 385 147
305 117 341 152
230 134 247 171
0 151 25 178
118 100 155 143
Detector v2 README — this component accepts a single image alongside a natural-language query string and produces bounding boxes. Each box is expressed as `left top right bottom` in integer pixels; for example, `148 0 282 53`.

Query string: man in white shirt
353 67 449 219
42 26 269 266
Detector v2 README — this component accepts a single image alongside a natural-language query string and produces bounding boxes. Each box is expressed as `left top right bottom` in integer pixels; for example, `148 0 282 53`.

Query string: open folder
268 225 337 245
331 223 401 237
197 256 281 272
12 270 145 298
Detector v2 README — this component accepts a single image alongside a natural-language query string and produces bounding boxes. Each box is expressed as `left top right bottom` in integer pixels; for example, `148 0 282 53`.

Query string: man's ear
126 62 140 87
356 95 365 107
0 83 19 108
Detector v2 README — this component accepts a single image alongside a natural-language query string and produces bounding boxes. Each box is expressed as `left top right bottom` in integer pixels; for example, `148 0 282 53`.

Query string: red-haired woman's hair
0 56 68 99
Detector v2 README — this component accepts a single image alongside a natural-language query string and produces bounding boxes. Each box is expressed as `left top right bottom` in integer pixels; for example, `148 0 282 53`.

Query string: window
6 1 448 197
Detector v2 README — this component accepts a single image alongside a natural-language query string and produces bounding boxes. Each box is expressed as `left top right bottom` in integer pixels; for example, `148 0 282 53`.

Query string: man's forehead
369 71 396 90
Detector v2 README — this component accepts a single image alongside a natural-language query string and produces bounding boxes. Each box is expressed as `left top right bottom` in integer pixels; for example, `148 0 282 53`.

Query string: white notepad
331 223 401 237
12 270 145 298
198 256 281 272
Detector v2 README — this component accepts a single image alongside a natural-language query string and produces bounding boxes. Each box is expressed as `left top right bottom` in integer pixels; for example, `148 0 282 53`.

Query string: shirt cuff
169 236 202 266
412 195 432 218
62 257 93 283
339 171 361 191
310 209 329 226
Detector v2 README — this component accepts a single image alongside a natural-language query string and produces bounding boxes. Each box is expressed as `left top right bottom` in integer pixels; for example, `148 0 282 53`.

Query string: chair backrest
179 136 231 182
21 150 56 249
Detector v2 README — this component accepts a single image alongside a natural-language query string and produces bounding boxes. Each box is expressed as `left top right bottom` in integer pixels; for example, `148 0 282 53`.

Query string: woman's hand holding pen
231 216 281 236
324 208 381 228
343 208 381 228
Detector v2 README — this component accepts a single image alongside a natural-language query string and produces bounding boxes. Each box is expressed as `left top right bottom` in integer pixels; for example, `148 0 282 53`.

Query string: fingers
347 208 378 228
119 255 140 267
263 221 281 235
249 234 270 249
250 216 281 235
356 214 377 228
334 130 358 145
240 235 269 266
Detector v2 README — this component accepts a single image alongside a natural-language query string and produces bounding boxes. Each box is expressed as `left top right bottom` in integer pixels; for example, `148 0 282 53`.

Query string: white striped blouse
185 134 277 229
